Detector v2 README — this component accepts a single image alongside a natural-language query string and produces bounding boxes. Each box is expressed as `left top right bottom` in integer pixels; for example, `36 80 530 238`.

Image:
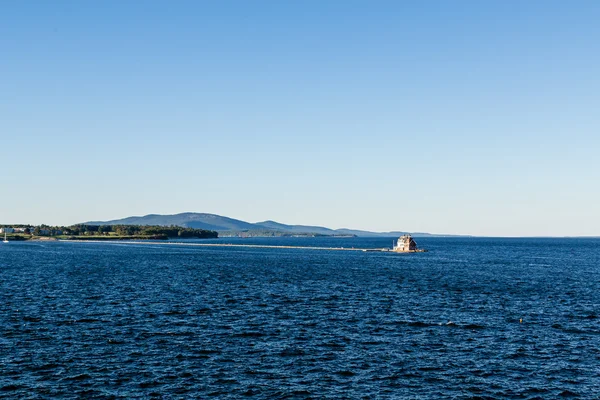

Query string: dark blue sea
1 237 599 399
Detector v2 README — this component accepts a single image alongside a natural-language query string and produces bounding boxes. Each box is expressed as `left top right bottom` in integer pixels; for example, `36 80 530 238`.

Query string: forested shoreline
0 224 218 240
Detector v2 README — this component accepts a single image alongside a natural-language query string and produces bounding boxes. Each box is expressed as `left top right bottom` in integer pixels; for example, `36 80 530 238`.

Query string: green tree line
1 224 218 239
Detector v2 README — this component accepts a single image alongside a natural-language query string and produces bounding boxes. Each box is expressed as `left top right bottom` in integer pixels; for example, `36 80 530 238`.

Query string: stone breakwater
62 240 418 252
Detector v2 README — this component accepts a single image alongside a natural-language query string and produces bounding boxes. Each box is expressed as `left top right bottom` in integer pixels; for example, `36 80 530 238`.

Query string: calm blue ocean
0 237 599 398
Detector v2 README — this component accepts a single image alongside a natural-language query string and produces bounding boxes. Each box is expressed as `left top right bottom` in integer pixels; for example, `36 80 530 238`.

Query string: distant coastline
2 212 470 239
82 212 463 238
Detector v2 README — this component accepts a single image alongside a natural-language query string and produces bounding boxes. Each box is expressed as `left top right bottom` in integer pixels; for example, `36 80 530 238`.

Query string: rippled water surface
1 237 599 398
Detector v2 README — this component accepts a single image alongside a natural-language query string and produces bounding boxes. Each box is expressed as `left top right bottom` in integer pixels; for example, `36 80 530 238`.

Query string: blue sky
2 1 599 236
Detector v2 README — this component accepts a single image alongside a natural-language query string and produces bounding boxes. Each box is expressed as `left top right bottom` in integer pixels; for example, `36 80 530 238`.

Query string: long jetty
61 240 427 253
61 240 395 252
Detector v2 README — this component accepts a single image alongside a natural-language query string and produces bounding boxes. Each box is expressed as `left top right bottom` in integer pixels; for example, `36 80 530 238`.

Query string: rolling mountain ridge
84 212 455 237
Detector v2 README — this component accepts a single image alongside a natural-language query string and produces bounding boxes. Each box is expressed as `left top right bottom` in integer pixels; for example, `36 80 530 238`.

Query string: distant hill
254 220 338 236
84 212 460 237
85 213 257 232
334 228 442 237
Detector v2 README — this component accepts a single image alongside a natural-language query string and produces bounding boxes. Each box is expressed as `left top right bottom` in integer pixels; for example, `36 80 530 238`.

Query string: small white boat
3 232 8 243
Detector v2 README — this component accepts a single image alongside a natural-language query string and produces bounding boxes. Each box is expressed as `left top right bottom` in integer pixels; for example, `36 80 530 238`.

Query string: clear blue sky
2 1 599 236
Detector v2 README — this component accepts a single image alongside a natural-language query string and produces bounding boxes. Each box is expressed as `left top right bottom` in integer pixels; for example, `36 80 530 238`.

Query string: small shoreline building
393 234 418 252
